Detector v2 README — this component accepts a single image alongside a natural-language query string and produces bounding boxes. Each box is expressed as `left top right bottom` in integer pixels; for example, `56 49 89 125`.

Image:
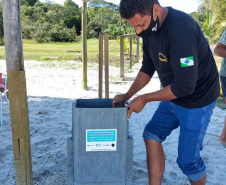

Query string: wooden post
129 37 132 69
120 35 124 78
82 1 88 90
104 32 109 98
137 36 140 63
2 0 33 185
99 32 103 99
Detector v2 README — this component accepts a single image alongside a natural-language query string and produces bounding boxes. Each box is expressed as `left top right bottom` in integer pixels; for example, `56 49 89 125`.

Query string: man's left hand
126 95 147 120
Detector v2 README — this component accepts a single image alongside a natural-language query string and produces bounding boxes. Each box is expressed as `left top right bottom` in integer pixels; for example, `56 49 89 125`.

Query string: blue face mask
137 8 160 37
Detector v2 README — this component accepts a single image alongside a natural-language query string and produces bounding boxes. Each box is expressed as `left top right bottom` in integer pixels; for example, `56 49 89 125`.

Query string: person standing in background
214 29 226 146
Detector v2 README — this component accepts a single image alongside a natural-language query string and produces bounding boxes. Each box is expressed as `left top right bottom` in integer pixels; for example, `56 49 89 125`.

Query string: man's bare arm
142 85 177 102
113 71 151 106
126 85 177 119
214 43 226 58
126 71 152 99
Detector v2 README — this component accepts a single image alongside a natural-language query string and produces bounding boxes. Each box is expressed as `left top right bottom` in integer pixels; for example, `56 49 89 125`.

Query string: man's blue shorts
220 76 226 101
143 100 217 181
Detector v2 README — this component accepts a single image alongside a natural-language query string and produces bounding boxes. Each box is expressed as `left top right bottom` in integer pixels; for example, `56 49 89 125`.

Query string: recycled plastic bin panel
73 99 128 183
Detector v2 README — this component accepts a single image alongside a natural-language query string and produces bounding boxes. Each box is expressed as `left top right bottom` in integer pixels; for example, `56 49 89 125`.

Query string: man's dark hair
119 0 160 19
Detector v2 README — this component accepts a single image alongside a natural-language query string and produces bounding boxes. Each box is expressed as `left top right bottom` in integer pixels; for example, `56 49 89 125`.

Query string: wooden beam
104 32 109 98
82 1 88 90
123 34 136 38
2 0 33 185
99 32 103 99
137 36 140 63
130 37 132 69
120 35 124 78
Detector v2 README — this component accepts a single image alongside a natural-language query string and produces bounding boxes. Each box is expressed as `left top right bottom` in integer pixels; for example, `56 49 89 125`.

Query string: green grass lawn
0 39 113 62
0 39 140 66
0 39 221 67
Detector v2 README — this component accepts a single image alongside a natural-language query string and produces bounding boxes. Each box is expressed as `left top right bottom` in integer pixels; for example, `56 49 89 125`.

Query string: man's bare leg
189 174 206 185
220 116 226 145
144 139 165 185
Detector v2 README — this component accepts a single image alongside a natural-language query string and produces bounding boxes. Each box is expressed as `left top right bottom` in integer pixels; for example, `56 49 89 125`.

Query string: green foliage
21 0 29 6
64 15 81 35
191 0 226 43
49 24 77 42
87 30 98 38
88 0 118 10
21 0 38 6
103 23 123 39
87 5 119 35
19 1 81 42
87 0 134 39
202 9 212 42
64 0 79 8
123 38 130 53
190 4 206 26
63 0 81 35
0 0 135 42
21 5 34 17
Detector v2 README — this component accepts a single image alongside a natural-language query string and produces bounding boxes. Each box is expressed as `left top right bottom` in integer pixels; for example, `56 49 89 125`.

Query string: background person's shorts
143 100 216 181
220 76 226 101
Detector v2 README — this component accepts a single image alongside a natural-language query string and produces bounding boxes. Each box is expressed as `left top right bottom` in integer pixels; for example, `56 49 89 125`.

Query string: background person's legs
220 116 226 145
220 76 226 145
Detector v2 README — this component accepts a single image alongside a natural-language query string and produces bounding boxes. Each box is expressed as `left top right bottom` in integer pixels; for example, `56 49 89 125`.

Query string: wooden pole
2 0 33 185
120 35 124 78
99 32 103 99
82 1 88 90
104 32 109 98
130 37 132 69
137 36 140 63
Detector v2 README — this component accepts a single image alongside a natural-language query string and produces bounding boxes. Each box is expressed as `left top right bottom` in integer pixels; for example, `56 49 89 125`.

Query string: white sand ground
0 59 226 185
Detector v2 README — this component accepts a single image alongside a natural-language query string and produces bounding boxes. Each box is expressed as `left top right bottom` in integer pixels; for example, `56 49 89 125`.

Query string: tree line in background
0 0 225 43
0 0 133 42
190 0 226 43
0 0 81 42
21 0 81 42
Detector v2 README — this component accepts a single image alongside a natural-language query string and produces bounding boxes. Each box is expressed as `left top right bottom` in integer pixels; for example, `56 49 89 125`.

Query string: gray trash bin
67 99 133 185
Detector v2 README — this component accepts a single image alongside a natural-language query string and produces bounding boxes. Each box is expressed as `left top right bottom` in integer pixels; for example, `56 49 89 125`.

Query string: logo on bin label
86 129 117 152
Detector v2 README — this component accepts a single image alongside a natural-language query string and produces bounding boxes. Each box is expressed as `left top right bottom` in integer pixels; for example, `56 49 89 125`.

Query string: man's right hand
112 72 151 108
112 94 129 107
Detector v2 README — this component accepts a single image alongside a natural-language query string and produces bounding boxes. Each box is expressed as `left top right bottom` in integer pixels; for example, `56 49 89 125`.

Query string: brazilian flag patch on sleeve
180 56 194 67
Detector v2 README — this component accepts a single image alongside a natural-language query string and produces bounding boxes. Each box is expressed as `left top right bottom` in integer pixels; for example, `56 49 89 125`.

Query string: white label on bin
86 129 117 152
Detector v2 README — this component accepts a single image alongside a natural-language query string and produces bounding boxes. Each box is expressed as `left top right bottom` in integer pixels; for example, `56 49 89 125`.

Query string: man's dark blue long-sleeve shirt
140 7 219 108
